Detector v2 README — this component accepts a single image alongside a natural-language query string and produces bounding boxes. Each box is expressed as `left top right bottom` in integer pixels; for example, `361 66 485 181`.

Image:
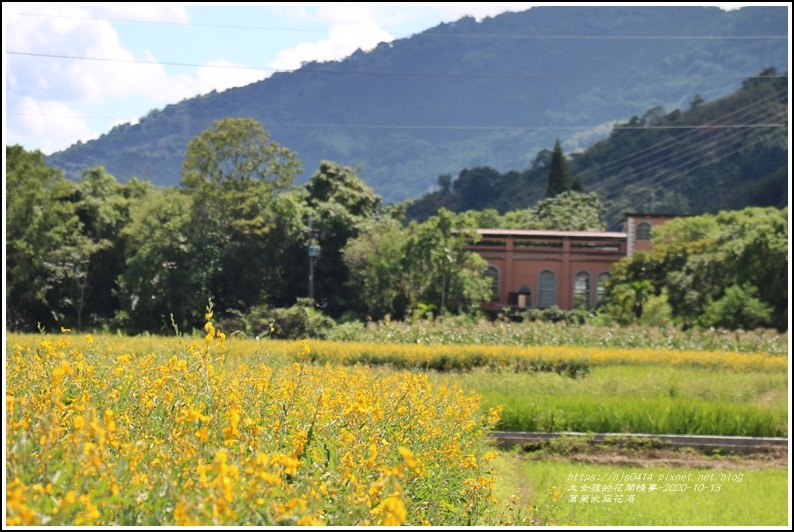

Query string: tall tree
303 161 382 316
546 139 573 198
67 167 146 329
180 117 302 314
342 216 410 320
402 209 491 316
6 146 77 329
453 166 501 211
118 187 197 333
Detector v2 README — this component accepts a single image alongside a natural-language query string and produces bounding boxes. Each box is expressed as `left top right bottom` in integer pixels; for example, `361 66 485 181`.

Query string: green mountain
406 70 789 229
44 6 788 205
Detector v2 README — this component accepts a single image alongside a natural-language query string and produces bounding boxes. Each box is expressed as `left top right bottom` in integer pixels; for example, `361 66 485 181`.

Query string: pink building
469 213 676 311
621 213 679 258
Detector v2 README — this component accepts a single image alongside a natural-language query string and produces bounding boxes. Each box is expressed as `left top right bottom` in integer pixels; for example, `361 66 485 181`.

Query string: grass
488 450 789 526
429 365 788 436
326 317 788 354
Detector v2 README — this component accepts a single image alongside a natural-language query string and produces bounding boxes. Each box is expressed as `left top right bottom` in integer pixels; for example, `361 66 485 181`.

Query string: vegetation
6 8 788 526
546 139 580 197
6 318 787 525
406 68 788 227
604 206 789 331
439 365 787 436
323 316 788 354
5 324 503 526
6 124 788 334
43 7 788 211
490 454 788 526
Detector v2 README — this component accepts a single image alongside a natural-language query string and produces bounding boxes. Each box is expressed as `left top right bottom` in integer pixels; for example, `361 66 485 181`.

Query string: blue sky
3 3 758 156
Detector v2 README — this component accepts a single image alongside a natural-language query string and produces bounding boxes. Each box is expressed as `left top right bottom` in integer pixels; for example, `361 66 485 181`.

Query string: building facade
621 213 679 258
468 213 676 312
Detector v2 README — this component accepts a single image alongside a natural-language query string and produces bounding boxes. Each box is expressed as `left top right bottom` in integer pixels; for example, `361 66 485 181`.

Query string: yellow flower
373 492 407 526
61 327 71 333
398 446 419 469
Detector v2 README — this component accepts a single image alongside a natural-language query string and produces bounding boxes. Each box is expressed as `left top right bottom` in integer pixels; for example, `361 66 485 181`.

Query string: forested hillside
406 70 788 228
44 5 788 205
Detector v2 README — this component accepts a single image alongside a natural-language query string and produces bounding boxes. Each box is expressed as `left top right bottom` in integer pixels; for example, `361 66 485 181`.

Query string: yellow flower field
252 339 788 373
5 330 502 526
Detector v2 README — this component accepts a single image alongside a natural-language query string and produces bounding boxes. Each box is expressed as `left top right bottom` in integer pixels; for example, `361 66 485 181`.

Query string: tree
500 191 606 231
118 187 198 333
532 191 605 231
604 207 787 331
66 167 143 329
699 284 774 331
6 146 82 329
437 174 452 195
343 216 411 320
608 280 653 324
180 118 303 315
546 139 573 198
401 209 491 316
303 161 382 316
453 166 501 211
181 117 301 193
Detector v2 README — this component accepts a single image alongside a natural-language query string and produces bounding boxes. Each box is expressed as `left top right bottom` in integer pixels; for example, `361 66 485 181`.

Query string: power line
6 50 788 82
598 107 786 202
577 89 787 184
4 112 786 131
584 97 785 200
600 108 785 200
605 130 781 207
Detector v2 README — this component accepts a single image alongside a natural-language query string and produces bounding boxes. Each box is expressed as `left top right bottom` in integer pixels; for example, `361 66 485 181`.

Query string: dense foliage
604 207 788 331
6 121 491 332
6 82 789 333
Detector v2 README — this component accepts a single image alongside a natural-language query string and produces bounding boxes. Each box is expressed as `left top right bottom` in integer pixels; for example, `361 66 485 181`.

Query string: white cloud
6 6 162 105
110 115 140 130
434 3 538 21
4 4 262 153
269 5 394 71
193 59 267 94
266 4 542 71
10 97 99 154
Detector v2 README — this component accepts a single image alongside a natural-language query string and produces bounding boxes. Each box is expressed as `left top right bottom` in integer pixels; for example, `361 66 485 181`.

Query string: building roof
475 228 627 239
622 212 688 219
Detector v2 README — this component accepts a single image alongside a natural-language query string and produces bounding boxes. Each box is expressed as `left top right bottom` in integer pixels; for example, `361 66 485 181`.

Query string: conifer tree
546 139 573 198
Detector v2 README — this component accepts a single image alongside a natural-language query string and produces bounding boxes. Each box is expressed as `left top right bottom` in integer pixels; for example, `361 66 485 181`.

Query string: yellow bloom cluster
257 339 787 373
5 330 500 526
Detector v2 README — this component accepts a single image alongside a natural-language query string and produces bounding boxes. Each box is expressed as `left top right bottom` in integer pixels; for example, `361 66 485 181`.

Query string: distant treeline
6 105 788 335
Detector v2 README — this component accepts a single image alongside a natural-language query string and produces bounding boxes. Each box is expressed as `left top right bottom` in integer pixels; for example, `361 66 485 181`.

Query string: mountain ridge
43 5 789 207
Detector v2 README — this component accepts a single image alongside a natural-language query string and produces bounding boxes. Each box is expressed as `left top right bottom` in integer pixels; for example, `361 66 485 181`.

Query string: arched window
517 285 532 309
483 265 500 302
573 271 592 309
538 271 556 308
596 272 610 305
636 222 652 241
